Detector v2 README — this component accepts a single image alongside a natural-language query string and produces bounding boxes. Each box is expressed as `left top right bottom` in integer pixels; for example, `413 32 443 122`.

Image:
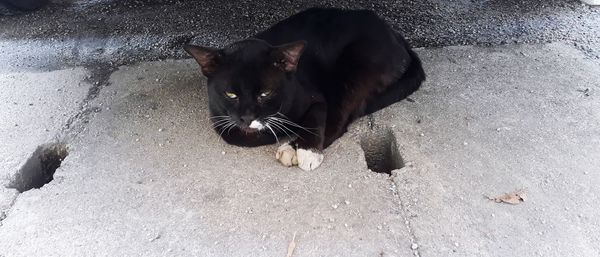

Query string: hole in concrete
360 128 404 175
7 143 68 193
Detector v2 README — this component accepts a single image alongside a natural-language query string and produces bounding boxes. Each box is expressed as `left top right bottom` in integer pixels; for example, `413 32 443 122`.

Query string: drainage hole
7 143 69 193
360 128 404 175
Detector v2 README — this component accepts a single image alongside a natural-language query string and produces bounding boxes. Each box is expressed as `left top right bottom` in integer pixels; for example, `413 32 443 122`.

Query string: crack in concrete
389 172 423 257
0 190 19 227
61 63 116 139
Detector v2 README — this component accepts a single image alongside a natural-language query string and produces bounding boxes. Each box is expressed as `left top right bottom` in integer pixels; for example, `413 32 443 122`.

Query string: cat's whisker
216 122 229 135
267 118 301 140
271 117 312 131
219 121 236 138
210 116 230 120
210 117 230 122
211 119 232 127
270 117 318 135
212 117 236 135
226 122 237 135
265 124 279 143
267 119 293 140
272 112 310 128
209 116 232 122
212 121 227 129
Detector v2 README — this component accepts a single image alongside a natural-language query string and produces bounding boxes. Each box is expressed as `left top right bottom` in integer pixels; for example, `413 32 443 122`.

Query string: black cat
185 8 425 171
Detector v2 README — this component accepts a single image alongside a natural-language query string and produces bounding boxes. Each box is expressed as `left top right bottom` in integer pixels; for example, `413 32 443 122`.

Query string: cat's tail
364 34 426 115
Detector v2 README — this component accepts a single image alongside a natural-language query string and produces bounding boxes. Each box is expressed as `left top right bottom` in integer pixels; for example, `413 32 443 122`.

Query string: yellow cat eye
259 90 272 97
225 92 237 99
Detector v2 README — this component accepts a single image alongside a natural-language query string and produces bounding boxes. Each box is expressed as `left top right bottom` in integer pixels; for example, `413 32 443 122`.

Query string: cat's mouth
239 126 259 133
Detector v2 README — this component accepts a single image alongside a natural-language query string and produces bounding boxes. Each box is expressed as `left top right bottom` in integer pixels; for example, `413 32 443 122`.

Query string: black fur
185 8 425 152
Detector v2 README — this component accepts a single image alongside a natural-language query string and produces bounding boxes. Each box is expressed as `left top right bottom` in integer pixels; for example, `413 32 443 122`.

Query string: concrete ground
1 1 600 257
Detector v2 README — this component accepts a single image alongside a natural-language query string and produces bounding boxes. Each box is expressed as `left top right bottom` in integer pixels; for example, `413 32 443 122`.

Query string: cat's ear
184 45 221 76
274 41 306 72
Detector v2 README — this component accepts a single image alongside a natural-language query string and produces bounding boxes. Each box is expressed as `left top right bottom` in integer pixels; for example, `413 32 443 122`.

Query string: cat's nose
240 114 256 125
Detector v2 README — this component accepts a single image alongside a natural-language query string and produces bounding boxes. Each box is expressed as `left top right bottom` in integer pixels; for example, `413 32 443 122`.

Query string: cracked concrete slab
377 43 600 256
0 60 413 257
0 68 89 220
1 42 599 257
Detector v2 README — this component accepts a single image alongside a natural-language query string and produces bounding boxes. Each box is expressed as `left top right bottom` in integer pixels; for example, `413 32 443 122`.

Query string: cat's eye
259 91 272 98
224 92 238 99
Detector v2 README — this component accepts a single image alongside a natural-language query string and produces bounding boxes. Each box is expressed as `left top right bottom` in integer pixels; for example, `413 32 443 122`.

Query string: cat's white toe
276 143 297 167
297 148 324 171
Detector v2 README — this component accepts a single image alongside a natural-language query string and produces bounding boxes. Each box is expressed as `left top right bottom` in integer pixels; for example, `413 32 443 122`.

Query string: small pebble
419 133 425 137
332 204 338 209
344 200 350 205
411 243 419 250
221 151 226 155
158 128 164 132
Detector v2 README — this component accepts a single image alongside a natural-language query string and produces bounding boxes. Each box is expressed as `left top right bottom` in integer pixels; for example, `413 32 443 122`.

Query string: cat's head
184 39 305 133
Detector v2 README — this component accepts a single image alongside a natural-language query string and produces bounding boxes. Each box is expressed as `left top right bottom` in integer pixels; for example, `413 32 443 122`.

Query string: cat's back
255 8 389 46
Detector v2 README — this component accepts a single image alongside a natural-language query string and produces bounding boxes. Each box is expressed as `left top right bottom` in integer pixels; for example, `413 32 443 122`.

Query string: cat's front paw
276 143 298 167
296 148 324 171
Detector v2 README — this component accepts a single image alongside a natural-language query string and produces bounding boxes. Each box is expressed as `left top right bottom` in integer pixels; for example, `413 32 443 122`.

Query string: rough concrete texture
0 68 89 220
380 43 600 256
0 60 413 257
1 42 599 256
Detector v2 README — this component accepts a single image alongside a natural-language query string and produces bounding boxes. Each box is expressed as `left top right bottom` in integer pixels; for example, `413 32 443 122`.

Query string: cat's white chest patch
249 120 265 130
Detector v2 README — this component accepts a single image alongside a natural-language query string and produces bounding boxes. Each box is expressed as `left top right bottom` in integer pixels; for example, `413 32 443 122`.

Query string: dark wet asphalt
0 0 598 70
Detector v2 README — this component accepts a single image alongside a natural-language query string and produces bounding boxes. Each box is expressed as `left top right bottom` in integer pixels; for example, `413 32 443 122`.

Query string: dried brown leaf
488 190 527 205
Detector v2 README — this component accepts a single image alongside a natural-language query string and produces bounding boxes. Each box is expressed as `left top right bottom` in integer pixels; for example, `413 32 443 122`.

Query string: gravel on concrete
1 42 599 257
0 60 414 257
379 43 600 256
1 1 600 256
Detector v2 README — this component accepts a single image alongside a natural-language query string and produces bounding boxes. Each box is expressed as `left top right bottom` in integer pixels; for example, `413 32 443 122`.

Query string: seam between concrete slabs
389 168 423 257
